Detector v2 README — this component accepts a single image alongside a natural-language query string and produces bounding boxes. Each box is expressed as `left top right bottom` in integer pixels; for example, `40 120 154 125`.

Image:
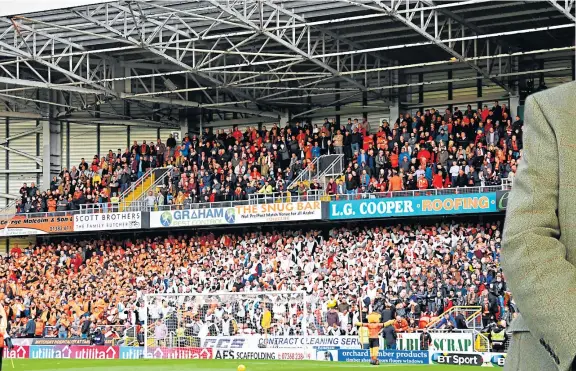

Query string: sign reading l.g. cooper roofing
328 193 497 220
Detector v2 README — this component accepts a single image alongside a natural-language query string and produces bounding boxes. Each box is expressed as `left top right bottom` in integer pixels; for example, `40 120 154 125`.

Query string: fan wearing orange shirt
393 315 409 332
356 312 394 365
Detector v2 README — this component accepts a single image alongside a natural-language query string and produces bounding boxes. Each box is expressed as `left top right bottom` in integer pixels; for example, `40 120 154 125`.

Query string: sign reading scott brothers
73 212 141 232
328 193 497 220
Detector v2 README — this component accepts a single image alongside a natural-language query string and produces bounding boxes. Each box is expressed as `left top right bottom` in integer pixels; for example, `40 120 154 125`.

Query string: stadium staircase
119 167 171 211
426 306 483 330
287 154 344 194
427 306 492 352
0 199 18 215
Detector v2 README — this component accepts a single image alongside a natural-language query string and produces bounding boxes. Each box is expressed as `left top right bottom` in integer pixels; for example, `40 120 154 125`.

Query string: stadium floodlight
143 291 309 359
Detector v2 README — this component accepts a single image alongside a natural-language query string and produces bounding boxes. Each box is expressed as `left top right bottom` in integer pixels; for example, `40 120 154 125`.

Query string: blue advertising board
328 193 498 220
119 346 145 359
337 349 429 364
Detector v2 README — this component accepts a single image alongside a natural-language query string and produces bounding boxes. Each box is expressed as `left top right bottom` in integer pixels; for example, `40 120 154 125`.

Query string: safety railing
318 154 344 178
119 168 154 200
0 199 18 215
0 180 510 220
247 190 324 204
426 306 483 330
428 328 491 352
287 156 321 190
325 184 506 201
43 325 138 346
119 167 171 202
129 190 325 212
79 201 149 213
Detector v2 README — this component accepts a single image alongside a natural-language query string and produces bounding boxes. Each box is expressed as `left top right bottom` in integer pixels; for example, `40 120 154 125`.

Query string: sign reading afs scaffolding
0 215 74 236
73 212 141 232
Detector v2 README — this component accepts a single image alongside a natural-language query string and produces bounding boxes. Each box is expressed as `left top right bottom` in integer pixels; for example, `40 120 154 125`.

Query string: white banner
73 212 141 232
234 201 322 224
150 208 235 228
397 332 475 352
212 348 312 361
201 336 360 349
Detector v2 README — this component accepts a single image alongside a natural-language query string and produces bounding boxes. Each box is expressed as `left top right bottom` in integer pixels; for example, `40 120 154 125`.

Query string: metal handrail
321 154 344 176
287 156 321 190
0 199 18 215
325 185 505 201
44 325 138 345
247 190 324 205
0 182 510 220
315 154 344 189
79 201 148 213
133 191 325 212
120 168 154 200
426 306 483 330
130 168 172 203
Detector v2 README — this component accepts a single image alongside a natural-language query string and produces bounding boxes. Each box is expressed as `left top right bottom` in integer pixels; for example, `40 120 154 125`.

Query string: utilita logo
3 346 29 359
30 345 119 359
149 347 212 359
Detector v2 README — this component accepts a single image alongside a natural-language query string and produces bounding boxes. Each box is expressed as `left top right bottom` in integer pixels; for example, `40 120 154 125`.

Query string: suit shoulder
528 81 576 106
526 81 576 122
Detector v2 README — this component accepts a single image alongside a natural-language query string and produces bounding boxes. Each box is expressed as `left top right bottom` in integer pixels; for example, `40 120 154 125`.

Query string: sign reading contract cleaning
329 193 497 220
74 212 141 232
234 201 322 224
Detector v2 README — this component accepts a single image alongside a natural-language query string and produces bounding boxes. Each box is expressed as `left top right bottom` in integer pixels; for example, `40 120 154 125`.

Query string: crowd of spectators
14 101 521 213
0 220 516 341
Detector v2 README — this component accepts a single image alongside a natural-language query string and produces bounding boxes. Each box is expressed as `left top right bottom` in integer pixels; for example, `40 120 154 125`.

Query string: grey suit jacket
502 81 576 371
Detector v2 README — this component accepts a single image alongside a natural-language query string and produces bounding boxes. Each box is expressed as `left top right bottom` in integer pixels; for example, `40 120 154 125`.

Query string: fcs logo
160 212 173 227
491 354 506 367
224 208 236 224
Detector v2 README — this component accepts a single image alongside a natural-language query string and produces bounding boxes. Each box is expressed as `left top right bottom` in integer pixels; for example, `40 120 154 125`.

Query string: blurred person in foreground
502 82 576 371
0 303 14 370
